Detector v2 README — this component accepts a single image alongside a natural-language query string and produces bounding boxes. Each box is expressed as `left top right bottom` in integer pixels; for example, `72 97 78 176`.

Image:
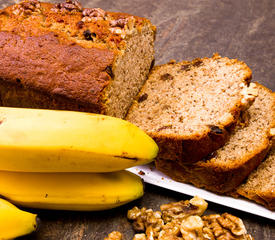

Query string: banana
0 107 158 172
0 170 144 211
0 198 38 240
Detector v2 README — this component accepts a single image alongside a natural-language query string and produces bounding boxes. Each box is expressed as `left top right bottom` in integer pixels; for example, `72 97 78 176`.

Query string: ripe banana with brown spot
0 107 158 172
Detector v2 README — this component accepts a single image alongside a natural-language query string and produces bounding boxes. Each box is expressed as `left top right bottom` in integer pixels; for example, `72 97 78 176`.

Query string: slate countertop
0 0 274 239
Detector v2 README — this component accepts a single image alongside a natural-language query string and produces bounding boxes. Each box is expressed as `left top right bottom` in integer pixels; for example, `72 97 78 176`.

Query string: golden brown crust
0 31 114 112
156 143 270 193
0 1 151 49
236 190 275 211
149 101 244 163
151 125 230 164
232 187 275 210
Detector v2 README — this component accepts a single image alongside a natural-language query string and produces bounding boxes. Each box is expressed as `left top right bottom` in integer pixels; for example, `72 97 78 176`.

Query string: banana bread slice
127 54 253 163
236 146 275 210
0 0 155 118
155 83 275 193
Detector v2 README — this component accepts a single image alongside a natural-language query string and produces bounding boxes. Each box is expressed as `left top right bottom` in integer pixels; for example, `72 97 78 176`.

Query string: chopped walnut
160 196 207 224
127 206 163 237
180 215 204 240
110 27 124 35
12 0 41 16
158 221 182 240
158 233 183 240
52 0 82 13
126 197 253 240
125 16 136 31
145 226 155 240
217 112 234 126
81 8 106 22
218 213 247 236
83 7 105 18
110 18 128 28
202 213 253 240
107 17 135 38
240 83 258 110
109 17 134 38
133 233 146 240
189 196 208 216
270 127 275 136
104 231 123 240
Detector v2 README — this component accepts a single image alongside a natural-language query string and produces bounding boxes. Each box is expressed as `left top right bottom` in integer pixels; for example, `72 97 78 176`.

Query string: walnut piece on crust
52 0 83 13
12 0 41 16
104 231 123 240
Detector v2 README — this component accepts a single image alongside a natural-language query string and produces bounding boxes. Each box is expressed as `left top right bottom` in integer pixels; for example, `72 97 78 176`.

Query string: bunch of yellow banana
0 107 158 238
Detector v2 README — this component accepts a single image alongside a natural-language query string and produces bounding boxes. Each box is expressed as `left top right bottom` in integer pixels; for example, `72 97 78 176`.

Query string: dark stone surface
0 0 274 239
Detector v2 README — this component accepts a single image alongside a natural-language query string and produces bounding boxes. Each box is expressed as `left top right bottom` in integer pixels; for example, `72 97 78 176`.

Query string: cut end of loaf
104 24 155 118
127 54 252 136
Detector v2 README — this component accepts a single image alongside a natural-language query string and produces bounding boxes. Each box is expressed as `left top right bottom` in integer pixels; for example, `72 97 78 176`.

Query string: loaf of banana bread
0 0 155 118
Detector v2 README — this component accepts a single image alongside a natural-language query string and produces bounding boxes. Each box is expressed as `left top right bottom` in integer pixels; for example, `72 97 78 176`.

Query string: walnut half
160 196 208 224
202 213 253 240
180 215 205 240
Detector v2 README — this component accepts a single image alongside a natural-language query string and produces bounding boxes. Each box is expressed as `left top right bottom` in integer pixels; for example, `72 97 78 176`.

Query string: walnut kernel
202 213 253 240
160 196 207 224
180 215 204 240
104 231 122 240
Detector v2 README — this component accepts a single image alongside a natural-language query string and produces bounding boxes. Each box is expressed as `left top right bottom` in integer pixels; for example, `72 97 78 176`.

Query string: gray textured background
0 0 274 239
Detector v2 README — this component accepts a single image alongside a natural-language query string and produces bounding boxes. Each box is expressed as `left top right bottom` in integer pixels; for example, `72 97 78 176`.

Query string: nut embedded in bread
0 0 156 118
127 54 253 163
155 83 275 193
